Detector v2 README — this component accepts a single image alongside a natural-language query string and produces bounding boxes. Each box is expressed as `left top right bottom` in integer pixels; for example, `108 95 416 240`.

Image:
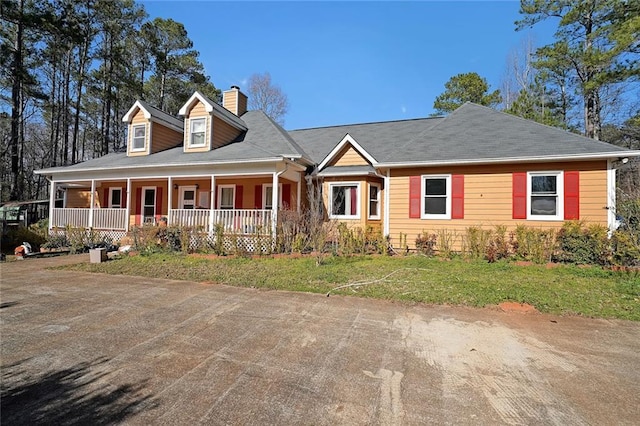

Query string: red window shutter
564 171 580 220
155 187 163 220
512 172 527 219
254 185 262 209
103 189 109 208
451 174 465 219
235 185 243 209
135 188 142 225
409 176 421 218
282 184 291 209
122 188 127 208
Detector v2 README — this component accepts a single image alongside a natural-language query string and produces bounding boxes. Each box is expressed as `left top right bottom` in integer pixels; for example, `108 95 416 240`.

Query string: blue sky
142 1 558 130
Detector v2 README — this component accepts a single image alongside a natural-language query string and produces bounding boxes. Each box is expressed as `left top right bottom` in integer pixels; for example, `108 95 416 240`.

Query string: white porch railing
93 208 127 230
51 208 90 228
170 209 273 234
170 209 210 228
51 208 127 230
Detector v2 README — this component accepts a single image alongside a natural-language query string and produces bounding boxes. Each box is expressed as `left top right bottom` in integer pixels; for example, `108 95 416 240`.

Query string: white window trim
109 187 122 208
368 182 381 220
421 174 451 220
217 184 236 209
263 184 283 209
131 124 146 152
329 182 361 219
142 186 156 224
178 185 197 209
527 171 564 221
189 117 207 147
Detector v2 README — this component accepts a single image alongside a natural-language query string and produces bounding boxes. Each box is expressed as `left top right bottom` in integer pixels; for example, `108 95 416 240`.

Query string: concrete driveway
1 255 639 425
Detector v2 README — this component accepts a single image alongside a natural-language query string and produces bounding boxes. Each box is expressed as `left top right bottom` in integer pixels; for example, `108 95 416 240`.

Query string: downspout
606 159 616 235
47 176 55 233
89 179 95 228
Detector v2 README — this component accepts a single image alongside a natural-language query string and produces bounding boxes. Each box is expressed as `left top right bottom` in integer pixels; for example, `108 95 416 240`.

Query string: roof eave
376 151 640 169
35 157 287 176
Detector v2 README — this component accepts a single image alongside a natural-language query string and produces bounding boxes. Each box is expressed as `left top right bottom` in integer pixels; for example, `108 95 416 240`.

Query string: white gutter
377 151 640 168
34 157 286 175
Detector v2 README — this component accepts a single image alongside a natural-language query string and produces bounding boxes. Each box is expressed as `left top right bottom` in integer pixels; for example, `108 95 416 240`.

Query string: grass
59 253 640 321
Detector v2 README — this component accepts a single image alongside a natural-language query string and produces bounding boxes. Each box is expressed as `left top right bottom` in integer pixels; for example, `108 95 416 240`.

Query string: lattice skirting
50 228 127 243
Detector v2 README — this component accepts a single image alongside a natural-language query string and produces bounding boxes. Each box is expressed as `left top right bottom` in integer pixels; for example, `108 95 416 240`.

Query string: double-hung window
329 183 360 219
218 185 235 210
189 118 206 147
368 183 380 219
422 175 451 219
528 171 563 220
109 188 122 208
263 184 282 210
132 125 146 151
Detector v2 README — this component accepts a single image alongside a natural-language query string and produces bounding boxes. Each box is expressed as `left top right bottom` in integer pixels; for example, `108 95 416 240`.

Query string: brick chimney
222 85 248 116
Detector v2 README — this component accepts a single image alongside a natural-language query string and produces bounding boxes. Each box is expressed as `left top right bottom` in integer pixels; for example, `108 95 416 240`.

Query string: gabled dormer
178 89 248 154
122 100 183 157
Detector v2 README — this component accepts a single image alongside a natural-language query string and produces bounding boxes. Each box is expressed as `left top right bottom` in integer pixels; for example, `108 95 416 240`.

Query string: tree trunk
9 0 24 201
72 37 89 164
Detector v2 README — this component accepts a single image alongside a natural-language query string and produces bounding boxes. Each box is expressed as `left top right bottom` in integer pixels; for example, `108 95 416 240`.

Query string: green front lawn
60 254 640 321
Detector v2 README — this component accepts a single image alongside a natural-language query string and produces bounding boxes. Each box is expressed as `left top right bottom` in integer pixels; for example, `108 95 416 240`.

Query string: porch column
168 176 173 225
125 178 131 232
89 179 96 228
48 179 55 232
272 172 279 236
208 175 216 235
384 169 390 237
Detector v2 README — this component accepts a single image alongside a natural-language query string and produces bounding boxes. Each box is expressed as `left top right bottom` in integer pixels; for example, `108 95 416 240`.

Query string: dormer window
132 125 146 151
189 118 206 147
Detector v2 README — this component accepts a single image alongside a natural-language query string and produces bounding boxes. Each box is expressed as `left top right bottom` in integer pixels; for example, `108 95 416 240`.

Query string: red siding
235 185 243 209
282 184 291 208
254 184 262 209
135 188 142 225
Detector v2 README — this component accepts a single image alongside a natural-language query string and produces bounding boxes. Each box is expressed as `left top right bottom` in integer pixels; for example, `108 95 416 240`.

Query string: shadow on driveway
1 357 156 425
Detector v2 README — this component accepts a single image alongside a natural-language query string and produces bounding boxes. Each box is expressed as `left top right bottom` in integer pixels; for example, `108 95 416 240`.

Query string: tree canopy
517 0 640 140
247 72 289 126
432 72 501 115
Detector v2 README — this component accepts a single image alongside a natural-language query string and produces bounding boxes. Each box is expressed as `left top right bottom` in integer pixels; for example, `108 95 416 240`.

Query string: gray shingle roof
288 117 444 164
289 103 631 166
136 99 184 130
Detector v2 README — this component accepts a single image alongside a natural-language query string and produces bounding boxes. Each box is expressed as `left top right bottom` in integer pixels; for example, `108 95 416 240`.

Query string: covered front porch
47 163 304 240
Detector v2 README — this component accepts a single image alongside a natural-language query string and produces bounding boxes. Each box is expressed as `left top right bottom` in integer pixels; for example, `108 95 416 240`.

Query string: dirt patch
498 301 539 314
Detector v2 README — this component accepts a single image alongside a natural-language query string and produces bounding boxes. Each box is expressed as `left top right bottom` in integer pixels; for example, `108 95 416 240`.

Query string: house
35 86 640 251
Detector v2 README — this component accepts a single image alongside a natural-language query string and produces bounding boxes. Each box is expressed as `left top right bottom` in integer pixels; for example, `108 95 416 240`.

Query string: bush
556 221 610 265
514 225 557 264
2 226 47 252
463 227 491 260
415 231 437 256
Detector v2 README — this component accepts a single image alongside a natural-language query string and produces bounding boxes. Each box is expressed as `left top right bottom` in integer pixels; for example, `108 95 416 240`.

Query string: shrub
2 226 47 252
463 226 491 260
436 229 458 259
415 231 437 256
556 221 610 265
610 230 640 267
485 225 511 263
514 225 557 264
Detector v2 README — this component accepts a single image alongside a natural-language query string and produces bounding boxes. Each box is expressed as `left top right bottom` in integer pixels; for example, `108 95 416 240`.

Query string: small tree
433 72 501 115
247 72 289 126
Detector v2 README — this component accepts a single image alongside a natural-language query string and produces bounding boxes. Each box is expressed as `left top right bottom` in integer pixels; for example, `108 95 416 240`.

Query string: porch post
209 175 216 235
125 178 131 232
89 179 96 228
168 176 173 225
272 172 279 236
48 179 55 232
384 169 390 237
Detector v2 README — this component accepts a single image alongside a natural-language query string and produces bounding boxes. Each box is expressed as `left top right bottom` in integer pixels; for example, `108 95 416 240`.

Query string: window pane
265 186 273 208
369 185 378 200
111 189 121 206
425 197 446 215
531 196 557 215
143 206 154 217
425 178 446 196
191 119 205 132
532 175 557 194
184 190 195 201
332 187 346 215
144 189 155 205
134 126 145 137
221 188 234 208
369 200 378 215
